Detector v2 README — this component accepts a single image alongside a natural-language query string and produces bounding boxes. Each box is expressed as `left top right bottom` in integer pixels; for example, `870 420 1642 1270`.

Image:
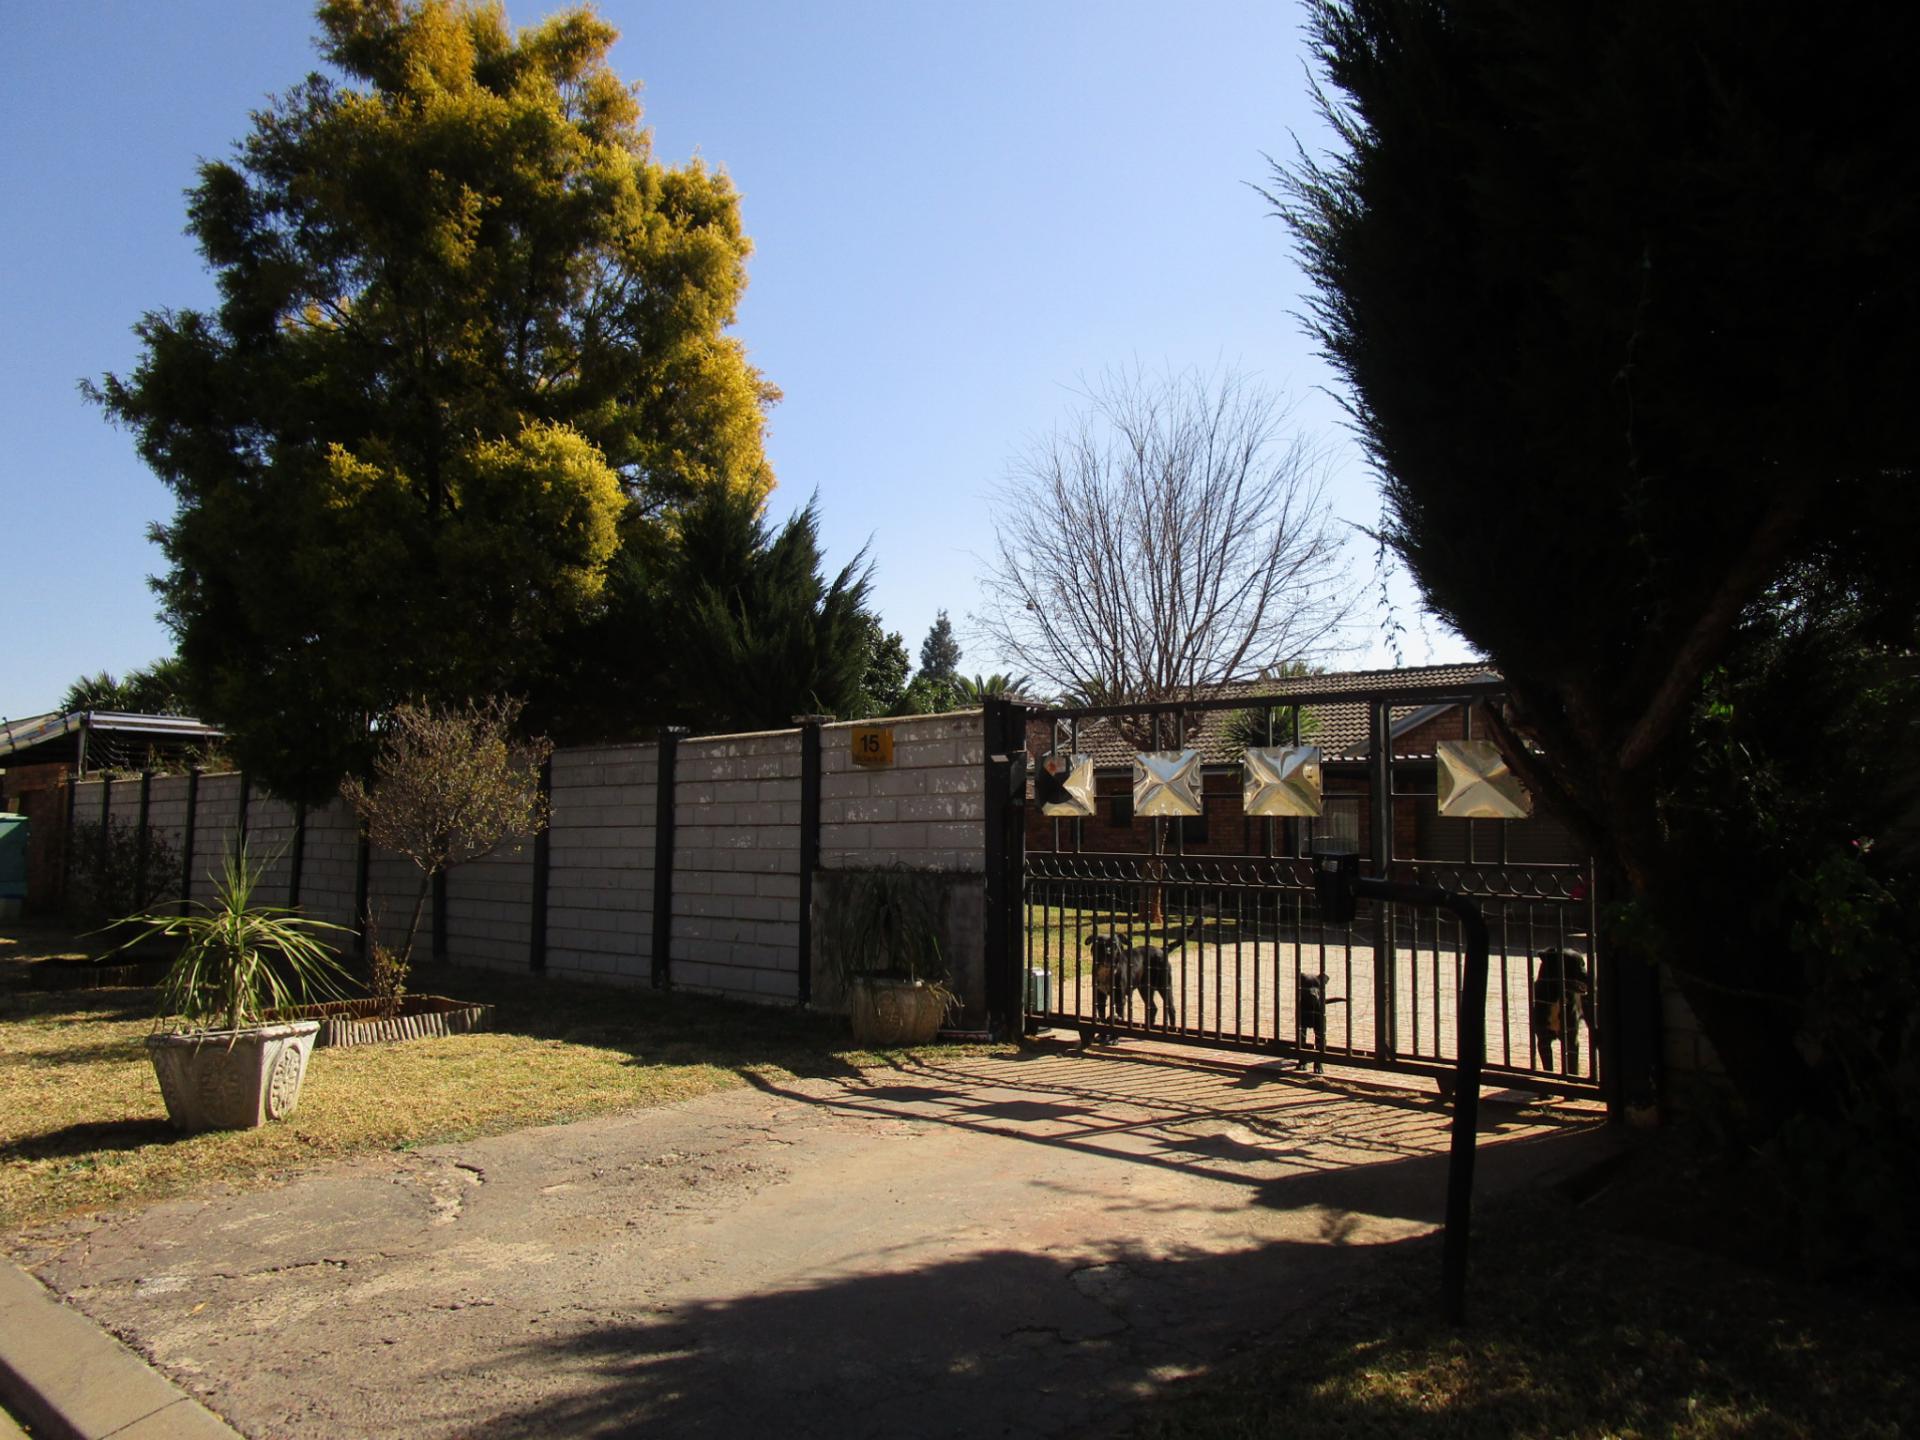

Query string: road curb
0 1262 241 1439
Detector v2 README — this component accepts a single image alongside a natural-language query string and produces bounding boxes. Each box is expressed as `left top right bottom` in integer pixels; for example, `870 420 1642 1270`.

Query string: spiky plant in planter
819 867 956 1046
114 842 351 1131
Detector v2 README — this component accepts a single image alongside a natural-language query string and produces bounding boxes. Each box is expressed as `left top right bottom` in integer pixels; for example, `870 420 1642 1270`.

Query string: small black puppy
1297 971 1348 1073
1086 931 1179 1039
1532 948 1595 1075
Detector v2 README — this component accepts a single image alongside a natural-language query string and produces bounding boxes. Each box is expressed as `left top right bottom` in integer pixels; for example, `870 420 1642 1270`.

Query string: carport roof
0 710 224 770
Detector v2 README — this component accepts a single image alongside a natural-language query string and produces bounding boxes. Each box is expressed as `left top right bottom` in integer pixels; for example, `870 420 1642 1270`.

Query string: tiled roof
1034 662 1501 768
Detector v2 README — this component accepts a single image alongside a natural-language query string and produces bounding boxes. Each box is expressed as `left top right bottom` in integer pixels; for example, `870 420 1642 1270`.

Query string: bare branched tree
341 697 552 996
975 366 1355 733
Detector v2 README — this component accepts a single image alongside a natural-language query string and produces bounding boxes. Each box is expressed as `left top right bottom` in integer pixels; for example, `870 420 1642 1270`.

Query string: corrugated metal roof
0 710 224 767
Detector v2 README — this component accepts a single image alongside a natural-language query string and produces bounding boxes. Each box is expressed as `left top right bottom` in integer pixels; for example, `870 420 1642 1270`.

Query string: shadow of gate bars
983 676 1605 1100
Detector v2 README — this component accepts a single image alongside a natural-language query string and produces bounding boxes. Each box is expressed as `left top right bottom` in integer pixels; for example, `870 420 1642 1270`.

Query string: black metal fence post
135 770 152 906
1316 856 1491 1323
180 768 200 915
97 776 113 898
983 700 1028 1037
354 826 371 961
795 717 825 1006
59 773 78 911
529 758 551 972
289 800 307 908
651 727 686 989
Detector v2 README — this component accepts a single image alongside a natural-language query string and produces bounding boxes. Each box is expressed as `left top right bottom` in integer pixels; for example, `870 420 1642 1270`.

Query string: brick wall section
366 851 433 958
672 730 802 1001
48 717 1002 1017
299 800 361 932
248 796 298 902
446 840 536 974
819 711 985 873
543 743 656 987
144 786 190 894
187 774 242 903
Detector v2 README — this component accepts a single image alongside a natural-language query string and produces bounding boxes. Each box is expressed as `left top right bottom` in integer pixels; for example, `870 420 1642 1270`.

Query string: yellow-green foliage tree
91 0 777 798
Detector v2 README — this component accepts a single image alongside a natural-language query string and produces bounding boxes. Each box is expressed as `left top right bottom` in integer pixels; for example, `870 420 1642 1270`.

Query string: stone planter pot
279 995 493 1049
146 1021 320 1132
849 977 950 1047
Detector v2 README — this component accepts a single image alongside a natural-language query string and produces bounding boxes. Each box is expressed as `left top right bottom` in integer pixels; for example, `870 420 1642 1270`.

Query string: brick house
1021 663 1584 867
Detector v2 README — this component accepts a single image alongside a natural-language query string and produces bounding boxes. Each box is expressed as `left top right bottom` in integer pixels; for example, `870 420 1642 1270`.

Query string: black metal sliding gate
992 683 1603 1094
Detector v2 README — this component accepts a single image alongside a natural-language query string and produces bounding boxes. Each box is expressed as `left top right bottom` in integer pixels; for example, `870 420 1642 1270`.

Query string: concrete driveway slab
11 1044 1610 1439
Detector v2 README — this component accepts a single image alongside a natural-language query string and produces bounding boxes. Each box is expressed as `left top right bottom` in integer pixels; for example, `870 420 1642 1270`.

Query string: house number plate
850 726 894 768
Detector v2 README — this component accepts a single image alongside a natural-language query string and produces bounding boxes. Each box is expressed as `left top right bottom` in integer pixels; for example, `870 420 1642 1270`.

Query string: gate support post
982 700 1028 1038
1316 854 1490 1324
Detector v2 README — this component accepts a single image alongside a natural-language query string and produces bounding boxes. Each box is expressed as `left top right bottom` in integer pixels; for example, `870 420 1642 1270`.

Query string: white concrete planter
146 1021 320 1132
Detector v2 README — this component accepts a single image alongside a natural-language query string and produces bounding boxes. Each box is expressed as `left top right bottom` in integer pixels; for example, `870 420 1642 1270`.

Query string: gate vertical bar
796 718 823 1006
1370 701 1395 1061
529 758 551 972
651 728 686 990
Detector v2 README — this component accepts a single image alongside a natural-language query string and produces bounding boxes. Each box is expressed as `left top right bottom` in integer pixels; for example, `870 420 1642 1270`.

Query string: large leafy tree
91 0 777 798
1279 1 1920 1124
848 616 912 719
550 487 876 736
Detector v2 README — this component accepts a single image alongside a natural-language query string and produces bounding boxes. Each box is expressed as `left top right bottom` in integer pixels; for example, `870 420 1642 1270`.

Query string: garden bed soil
278 994 494 1048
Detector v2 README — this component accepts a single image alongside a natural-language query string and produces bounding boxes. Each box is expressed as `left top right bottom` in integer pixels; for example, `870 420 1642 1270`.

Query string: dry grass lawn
1133 1147 1920 1439
1 923 1004 1235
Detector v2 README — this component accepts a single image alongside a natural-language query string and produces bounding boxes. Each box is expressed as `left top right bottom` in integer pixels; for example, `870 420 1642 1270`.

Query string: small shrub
363 917 409 1020
65 819 182 929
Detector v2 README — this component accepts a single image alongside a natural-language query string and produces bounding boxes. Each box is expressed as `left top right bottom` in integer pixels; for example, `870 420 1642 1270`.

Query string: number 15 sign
850 725 894 768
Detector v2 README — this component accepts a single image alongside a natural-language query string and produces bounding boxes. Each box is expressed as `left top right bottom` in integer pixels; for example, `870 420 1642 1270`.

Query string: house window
1110 793 1134 826
1180 806 1210 846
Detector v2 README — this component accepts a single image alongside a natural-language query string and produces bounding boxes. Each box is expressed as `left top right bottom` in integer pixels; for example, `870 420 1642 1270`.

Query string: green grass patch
0 925 1008 1235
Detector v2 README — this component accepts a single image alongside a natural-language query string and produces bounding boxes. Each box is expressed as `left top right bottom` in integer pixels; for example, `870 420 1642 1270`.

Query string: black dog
1532 948 1595 1075
1085 931 1180 1040
1297 971 1348 1073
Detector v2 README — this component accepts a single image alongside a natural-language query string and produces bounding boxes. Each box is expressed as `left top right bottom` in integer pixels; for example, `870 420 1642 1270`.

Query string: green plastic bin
0 813 26 921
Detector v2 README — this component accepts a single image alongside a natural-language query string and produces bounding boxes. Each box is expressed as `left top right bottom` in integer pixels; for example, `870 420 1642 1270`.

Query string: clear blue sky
0 0 1470 725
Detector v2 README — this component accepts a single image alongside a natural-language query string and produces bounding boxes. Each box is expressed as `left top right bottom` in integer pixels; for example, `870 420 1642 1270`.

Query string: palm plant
115 841 353 1033
953 673 1037 704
